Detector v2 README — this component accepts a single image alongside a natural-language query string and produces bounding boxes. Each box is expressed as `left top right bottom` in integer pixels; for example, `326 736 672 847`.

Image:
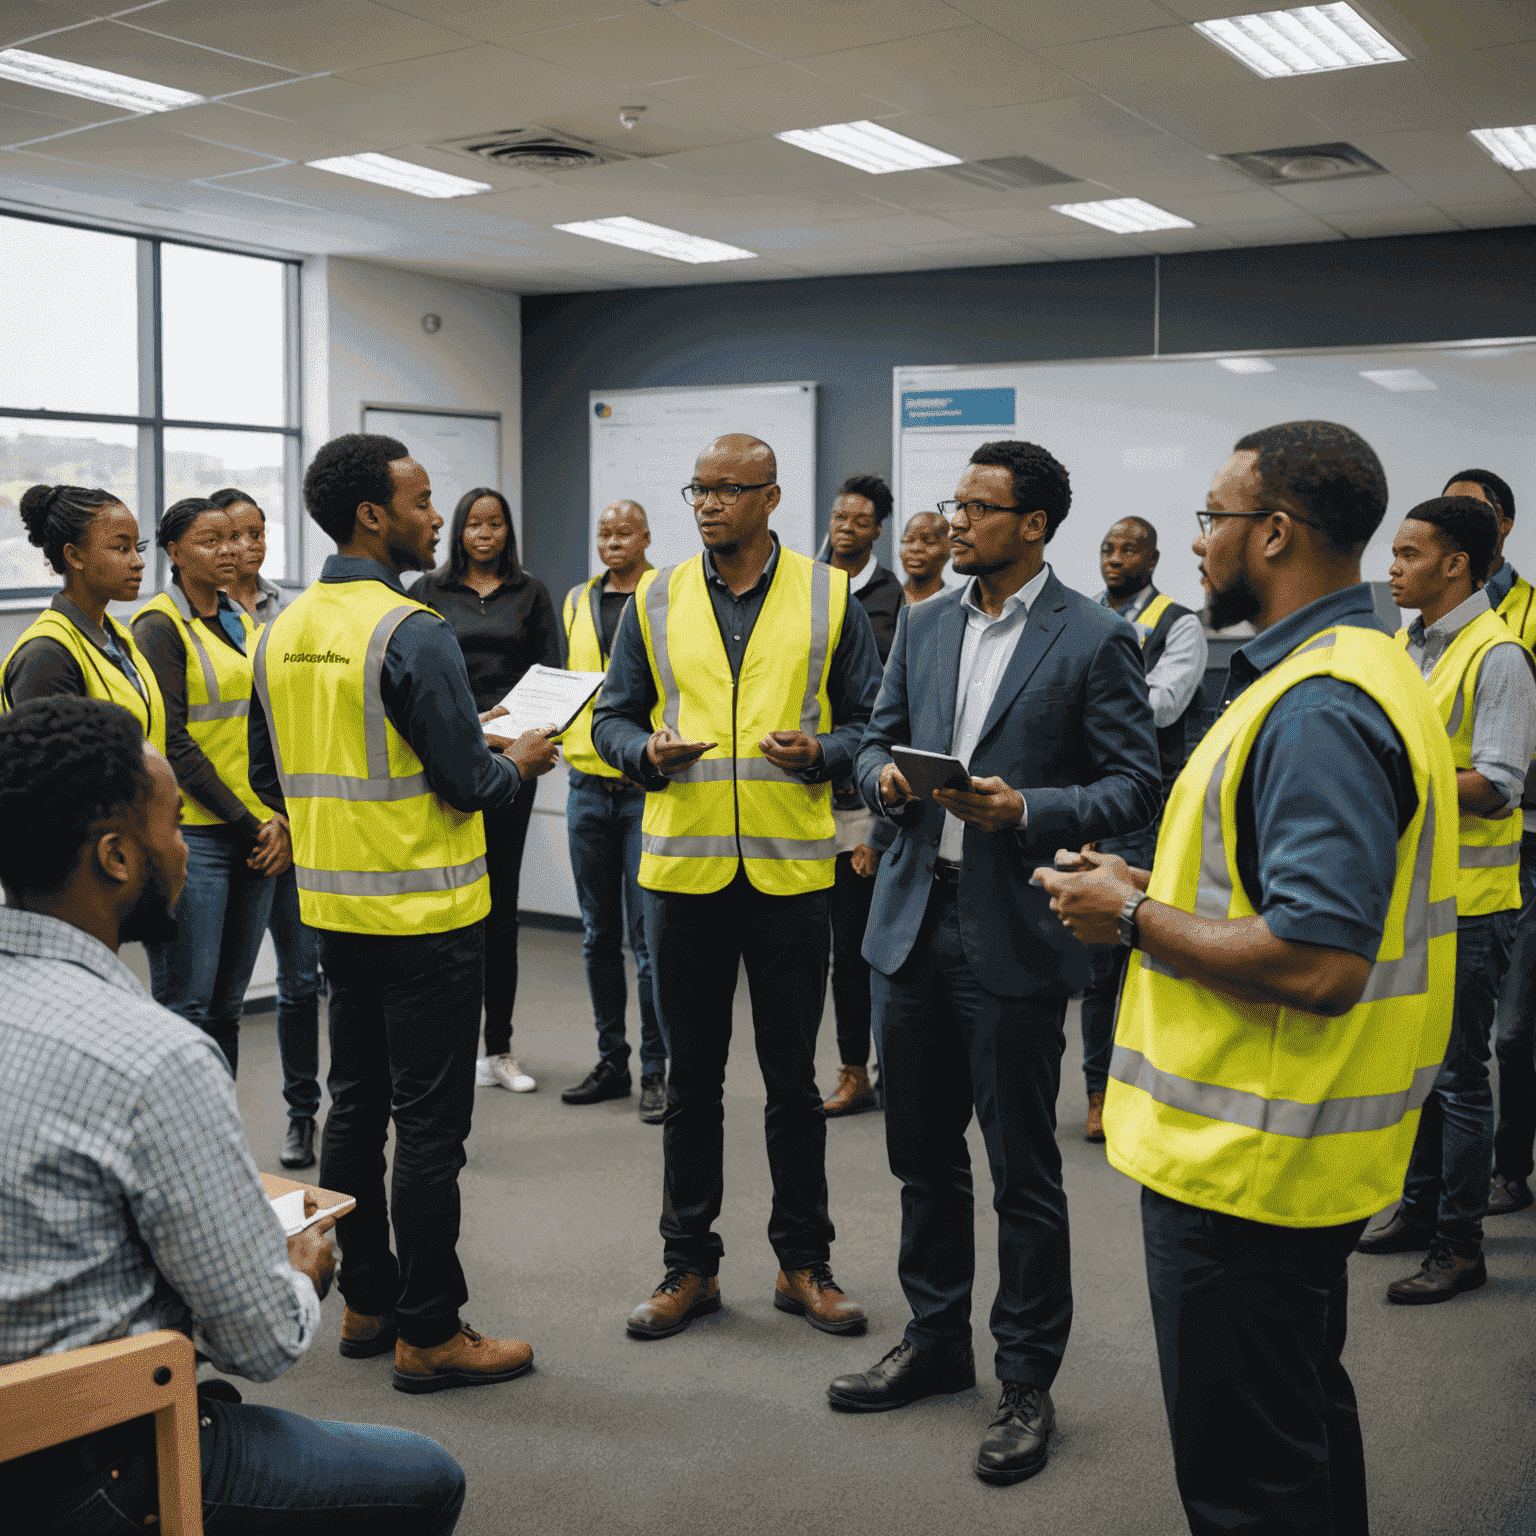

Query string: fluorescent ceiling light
1360 368 1436 392
774 121 962 175
1051 197 1195 234
0 46 203 112
554 216 757 264
306 152 491 199
1216 357 1276 374
1470 126 1536 172
1194 5 1405 78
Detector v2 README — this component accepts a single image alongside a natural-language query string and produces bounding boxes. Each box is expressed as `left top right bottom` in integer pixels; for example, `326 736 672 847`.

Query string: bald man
593 434 883 1341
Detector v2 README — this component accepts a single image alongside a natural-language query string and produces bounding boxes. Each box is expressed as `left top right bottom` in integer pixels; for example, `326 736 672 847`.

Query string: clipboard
891 746 973 799
261 1172 356 1237
482 664 606 739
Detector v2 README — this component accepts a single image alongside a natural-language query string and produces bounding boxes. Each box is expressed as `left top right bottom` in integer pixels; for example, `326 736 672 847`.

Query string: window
0 211 300 599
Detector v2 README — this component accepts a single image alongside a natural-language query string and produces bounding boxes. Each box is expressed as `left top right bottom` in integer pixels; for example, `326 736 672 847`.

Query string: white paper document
269 1188 356 1237
482 665 606 739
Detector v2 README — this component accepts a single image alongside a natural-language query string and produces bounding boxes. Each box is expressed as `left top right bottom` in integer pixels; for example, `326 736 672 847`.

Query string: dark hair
0 697 153 896
968 440 1072 544
1442 467 1515 524
1114 515 1158 549
1405 496 1501 587
157 497 223 554
210 486 265 524
837 473 894 526
1233 421 1388 555
444 487 521 582
19 484 124 575
302 433 410 545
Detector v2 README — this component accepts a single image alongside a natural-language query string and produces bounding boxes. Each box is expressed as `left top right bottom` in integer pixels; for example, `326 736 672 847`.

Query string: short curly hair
1234 421 1387 555
1405 496 1501 587
1442 467 1515 524
302 433 410 545
969 440 1072 543
0 697 153 897
837 473 894 526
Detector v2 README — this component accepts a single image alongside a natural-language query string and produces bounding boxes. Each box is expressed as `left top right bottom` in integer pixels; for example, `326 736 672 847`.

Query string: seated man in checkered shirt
0 697 466 1534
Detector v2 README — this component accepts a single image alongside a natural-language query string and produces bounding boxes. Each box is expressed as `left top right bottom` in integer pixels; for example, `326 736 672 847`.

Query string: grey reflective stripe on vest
295 855 487 897
182 619 222 705
642 832 838 861
251 621 286 780
646 567 682 733
800 559 832 734
668 757 801 785
280 770 428 802
188 699 250 721
1109 1043 1439 1139
364 607 416 780
1460 842 1519 868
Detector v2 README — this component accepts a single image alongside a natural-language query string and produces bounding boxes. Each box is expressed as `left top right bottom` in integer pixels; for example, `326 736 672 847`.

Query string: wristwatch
1118 890 1149 950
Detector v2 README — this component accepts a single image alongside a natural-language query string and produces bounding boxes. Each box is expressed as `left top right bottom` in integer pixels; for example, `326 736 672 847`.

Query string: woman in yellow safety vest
1 483 163 748
131 496 291 1077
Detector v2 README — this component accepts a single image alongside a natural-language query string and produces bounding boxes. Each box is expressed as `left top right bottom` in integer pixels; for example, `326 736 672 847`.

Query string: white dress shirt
939 563 1052 861
1098 583 1209 729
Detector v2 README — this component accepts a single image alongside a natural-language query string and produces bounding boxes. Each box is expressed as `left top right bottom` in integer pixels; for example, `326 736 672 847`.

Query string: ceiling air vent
433 126 637 174
937 155 1080 192
1223 141 1387 185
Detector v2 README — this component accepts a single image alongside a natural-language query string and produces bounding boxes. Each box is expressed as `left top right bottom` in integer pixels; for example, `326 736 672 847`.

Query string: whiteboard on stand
589 382 817 574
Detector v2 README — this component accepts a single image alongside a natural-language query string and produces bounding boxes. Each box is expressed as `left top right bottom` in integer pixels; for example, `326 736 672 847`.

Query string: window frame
0 207 302 601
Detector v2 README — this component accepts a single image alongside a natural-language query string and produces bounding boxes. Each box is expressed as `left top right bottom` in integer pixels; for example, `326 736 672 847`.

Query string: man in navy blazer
826 440 1161 1487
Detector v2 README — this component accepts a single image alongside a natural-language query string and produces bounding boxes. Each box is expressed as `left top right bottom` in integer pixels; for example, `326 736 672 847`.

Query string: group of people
0 413 1531 1536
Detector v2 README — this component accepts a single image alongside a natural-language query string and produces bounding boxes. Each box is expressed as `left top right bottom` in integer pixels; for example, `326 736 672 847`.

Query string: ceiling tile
23 118 284 180
160 101 373 163
1274 62 1472 137
1348 127 1508 175
0 99 79 146
0 2 111 49
2 143 170 189
1401 166 1525 206
368 1 654 44
946 0 1175 49
1154 187 1304 222
796 25 1082 113
1325 206 1461 235
648 135 869 192
0 74 140 125
337 43 608 123
503 7 768 86
640 61 892 136
123 0 478 75
1415 43 1536 125
228 75 485 144
1440 199 1536 228
529 98 753 157
941 204 1096 237
1364 1 1536 53
1207 214 1340 243
1278 175 1430 212
830 212 977 245
32 20 298 97
669 0 954 59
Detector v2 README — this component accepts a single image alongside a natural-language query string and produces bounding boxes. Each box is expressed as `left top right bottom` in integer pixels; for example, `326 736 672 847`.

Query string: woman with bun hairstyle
1 484 164 748
131 496 290 1077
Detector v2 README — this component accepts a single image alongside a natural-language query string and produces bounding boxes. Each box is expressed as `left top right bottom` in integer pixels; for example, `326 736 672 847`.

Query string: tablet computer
892 746 973 800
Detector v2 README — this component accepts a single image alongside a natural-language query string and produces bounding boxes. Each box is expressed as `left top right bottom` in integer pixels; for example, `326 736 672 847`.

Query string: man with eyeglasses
591 433 883 1343
829 440 1160 1487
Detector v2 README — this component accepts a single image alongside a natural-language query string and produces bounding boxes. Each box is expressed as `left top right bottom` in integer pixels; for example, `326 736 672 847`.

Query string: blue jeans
566 771 666 1077
147 827 277 1078
1401 908 1516 1254
269 865 323 1121
1493 830 1536 1181
49 1397 464 1534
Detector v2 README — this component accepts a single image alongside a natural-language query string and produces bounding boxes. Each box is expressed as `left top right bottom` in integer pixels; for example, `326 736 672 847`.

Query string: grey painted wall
522 224 1536 602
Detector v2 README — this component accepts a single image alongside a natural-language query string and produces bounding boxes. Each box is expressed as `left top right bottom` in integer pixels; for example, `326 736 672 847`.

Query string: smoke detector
432 125 638 174
1223 141 1387 185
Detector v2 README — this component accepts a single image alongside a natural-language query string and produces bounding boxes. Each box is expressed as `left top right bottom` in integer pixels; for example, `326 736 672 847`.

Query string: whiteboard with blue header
589 382 817 574
893 342 1536 612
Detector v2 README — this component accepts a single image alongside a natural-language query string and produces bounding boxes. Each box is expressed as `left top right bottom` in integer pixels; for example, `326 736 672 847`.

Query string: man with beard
0 696 467 1533
1036 421 1460 1534
830 440 1160 1486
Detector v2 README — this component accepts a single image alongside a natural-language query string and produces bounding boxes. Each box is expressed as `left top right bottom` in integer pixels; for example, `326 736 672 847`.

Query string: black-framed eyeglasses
1195 508 1323 537
937 498 1021 522
682 481 775 507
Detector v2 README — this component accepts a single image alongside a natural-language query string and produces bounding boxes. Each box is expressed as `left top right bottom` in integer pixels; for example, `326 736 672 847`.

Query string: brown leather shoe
1084 1091 1106 1143
1386 1244 1487 1306
824 1065 877 1117
627 1269 722 1339
774 1263 867 1335
339 1307 398 1359
392 1325 533 1393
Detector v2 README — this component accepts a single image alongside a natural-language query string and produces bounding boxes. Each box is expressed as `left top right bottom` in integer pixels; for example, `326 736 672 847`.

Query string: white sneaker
474 1054 495 1088
488 1054 537 1093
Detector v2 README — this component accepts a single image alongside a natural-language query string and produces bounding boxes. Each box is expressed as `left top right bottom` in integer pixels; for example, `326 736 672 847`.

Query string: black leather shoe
1355 1209 1433 1254
827 1339 974 1413
976 1383 1055 1485
638 1074 667 1124
279 1116 316 1170
1386 1243 1487 1305
561 1063 633 1105
1488 1171 1534 1215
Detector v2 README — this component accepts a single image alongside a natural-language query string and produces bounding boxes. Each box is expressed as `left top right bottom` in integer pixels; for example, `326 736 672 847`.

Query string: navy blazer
857 569 1162 999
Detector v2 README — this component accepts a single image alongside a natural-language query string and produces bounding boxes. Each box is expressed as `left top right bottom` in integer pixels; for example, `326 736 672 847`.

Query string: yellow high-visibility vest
1497 573 1536 651
133 592 270 828
634 548 846 896
561 572 645 779
252 578 490 936
1107 623 1459 1227
1 606 165 753
1395 606 1523 916
1133 591 1173 645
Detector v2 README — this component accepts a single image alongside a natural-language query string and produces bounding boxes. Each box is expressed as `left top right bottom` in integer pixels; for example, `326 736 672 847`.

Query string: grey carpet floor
227 926 1536 1536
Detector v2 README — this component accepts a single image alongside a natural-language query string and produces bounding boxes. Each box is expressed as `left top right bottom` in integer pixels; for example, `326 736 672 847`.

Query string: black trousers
483 779 536 1056
1141 1186 1369 1536
873 883 1072 1387
644 870 833 1277
828 849 878 1068
318 921 483 1348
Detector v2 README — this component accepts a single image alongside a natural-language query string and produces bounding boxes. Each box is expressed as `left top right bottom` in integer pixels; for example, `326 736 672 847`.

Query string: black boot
976 1384 1055 1485
279 1116 316 1170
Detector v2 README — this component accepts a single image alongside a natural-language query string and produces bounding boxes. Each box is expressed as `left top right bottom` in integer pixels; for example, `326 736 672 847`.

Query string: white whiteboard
589 382 817 573
362 407 506 544
894 341 1536 612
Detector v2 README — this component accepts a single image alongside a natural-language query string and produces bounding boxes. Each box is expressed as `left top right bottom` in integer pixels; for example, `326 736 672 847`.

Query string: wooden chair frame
0 1328 203 1534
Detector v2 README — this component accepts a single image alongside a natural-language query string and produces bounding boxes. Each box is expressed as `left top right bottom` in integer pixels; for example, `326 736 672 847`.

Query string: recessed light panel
1360 368 1436 392
1051 198 1195 234
1217 357 1277 374
1194 5 1405 78
774 121 962 175
307 153 492 199
554 217 757 265
1470 126 1536 173
0 46 203 112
